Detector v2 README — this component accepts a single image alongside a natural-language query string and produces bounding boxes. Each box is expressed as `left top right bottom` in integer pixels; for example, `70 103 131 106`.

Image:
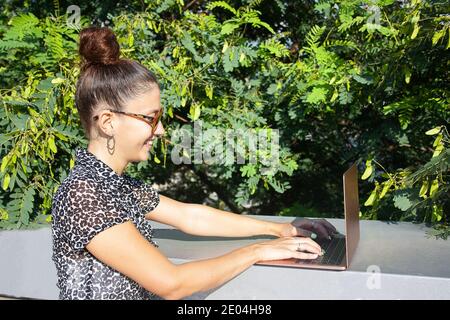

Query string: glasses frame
93 108 163 135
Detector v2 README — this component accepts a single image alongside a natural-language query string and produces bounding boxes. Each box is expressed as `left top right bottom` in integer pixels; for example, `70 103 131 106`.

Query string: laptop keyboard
296 234 346 266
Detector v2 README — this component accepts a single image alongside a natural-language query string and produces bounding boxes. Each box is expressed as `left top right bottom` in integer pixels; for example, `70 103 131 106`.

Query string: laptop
256 162 360 271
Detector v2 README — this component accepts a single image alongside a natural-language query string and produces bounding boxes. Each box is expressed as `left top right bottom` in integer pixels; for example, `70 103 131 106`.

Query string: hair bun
79 26 120 66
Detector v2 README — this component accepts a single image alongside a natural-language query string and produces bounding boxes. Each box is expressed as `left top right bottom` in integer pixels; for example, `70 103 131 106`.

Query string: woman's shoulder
53 167 103 202
51 168 117 226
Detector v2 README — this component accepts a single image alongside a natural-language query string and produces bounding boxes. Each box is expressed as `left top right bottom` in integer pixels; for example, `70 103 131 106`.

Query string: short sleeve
128 178 160 214
61 179 131 250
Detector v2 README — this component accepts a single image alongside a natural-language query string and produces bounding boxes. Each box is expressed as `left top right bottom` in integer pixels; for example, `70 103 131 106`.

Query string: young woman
51 26 336 300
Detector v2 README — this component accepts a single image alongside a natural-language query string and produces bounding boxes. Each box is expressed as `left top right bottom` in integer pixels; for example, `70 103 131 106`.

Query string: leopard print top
51 148 161 300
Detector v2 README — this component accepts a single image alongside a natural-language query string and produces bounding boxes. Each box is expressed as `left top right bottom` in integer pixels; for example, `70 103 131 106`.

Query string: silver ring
297 243 302 251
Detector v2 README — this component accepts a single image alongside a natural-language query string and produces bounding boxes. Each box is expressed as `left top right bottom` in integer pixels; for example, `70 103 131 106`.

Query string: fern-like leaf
260 38 290 57
0 40 36 50
248 0 264 8
324 39 360 52
305 25 326 48
207 1 238 16
4 13 41 40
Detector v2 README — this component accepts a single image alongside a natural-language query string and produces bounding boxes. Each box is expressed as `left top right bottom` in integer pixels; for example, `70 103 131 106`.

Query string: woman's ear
97 110 115 136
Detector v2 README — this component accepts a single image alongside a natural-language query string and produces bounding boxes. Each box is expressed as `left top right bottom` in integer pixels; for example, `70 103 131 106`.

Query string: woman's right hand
252 237 323 262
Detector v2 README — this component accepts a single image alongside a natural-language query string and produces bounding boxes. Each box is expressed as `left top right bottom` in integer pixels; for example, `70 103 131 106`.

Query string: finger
319 219 338 234
299 238 321 252
294 227 318 240
296 252 319 260
309 221 329 239
295 242 321 255
289 237 321 252
283 237 321 253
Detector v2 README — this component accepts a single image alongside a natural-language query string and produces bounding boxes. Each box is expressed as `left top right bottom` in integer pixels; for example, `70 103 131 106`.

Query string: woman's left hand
278 218 338 240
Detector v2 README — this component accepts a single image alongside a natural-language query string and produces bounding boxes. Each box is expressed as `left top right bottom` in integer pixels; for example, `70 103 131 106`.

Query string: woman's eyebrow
146 108 159 114
147 107 162 114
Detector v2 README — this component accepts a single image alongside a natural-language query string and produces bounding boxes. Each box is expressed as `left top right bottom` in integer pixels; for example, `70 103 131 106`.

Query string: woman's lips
144 138 154 148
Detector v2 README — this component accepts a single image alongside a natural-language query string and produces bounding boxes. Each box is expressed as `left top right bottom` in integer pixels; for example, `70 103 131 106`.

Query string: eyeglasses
93 108 163 135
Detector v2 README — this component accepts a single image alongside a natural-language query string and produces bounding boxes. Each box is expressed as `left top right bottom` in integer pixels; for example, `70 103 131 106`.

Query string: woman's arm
176 203 286 237
146 195 286 237
146 195 337 239
86 221 320 300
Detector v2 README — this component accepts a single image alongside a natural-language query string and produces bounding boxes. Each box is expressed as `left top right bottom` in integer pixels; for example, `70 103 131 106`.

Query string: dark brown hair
75 26 159 139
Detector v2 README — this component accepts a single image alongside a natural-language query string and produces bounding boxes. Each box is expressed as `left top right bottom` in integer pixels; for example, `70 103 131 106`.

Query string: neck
87 141 128 176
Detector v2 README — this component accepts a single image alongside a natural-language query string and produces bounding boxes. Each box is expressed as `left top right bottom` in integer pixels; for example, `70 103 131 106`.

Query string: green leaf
404 68 411 84
2 173 10 191
306 87 327 104
379 180 393 199
393 193 413 211
330 89 338 102
432 204 443 222
411 25 420 39
0 208 8 220
433 144 444 158
223 46 240 72
53 132 69 142
48 136 57 153
180 32 198 58
1 154 11 173
10 114 28 131
432 29 446 46
425 127 441 135
221 22 240 35
364 188 377 206
419 180 429 198
267 83 278 95
207 1 237 15
205 85 213 100
338 90 353 105
190 103 201 121
352 74 373 84
37 78 52 91
433 134 442 147
267 177 288 193
306 25 326 48
361 160 373 180
260 38 289 57
252 20 275 34
51 77 65 84
429 179 439 197
20 187 35 226
128 32 134 47
0 40 35 50
241 164 256 177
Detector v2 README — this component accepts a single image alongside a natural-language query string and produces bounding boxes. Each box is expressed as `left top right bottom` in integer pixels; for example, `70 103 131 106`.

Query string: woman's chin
141 143 153 158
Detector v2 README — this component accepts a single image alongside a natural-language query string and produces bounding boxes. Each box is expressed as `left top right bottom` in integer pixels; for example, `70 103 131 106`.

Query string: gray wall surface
1 216 449 299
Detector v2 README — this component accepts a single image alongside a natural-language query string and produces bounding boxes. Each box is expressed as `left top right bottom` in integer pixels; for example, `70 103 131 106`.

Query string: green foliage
278 201 327 219
361 126 449 237
0 11 86 229
0 0 449 237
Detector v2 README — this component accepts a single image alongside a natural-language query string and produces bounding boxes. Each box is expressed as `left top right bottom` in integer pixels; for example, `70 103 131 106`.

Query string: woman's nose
154 121 165 137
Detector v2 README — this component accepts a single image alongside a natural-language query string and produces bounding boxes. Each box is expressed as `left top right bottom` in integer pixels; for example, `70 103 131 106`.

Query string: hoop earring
107 135 115 155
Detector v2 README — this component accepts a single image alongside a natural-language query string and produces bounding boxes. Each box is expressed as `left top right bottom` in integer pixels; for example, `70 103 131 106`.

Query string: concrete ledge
1 216 449 299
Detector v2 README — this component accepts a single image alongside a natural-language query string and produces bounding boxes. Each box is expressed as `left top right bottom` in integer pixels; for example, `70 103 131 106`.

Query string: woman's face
116 88 165 163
